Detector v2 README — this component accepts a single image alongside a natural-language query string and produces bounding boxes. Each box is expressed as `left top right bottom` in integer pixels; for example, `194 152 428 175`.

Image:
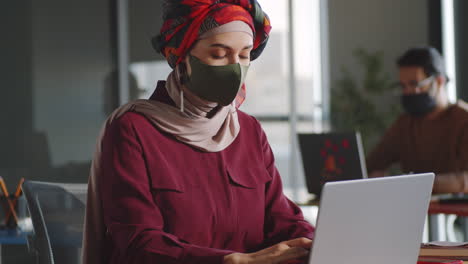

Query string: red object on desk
428 200 468 217
418 258 464 264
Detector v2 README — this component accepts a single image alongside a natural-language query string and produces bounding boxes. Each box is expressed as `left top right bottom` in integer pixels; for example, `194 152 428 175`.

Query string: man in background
366 46 468 193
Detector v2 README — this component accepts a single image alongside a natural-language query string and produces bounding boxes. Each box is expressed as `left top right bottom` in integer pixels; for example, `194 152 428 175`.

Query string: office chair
22 181 87 264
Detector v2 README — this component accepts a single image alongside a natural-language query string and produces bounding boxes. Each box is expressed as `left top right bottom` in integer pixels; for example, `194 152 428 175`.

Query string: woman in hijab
83 1 314 263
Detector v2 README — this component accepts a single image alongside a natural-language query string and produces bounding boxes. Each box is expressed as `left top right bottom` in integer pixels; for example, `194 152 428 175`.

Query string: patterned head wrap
152 0 272 68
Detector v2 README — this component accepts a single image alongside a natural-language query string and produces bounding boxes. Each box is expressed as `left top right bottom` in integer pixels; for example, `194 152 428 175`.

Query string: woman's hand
223 237 312 264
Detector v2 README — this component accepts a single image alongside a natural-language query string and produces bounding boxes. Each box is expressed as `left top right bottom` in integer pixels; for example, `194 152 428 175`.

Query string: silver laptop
308 173 434 264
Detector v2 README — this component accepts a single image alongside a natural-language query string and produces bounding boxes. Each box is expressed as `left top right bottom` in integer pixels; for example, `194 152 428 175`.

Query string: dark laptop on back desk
298 132 368 200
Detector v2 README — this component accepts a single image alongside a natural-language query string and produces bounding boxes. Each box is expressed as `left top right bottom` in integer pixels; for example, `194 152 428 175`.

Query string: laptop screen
298 132 367 199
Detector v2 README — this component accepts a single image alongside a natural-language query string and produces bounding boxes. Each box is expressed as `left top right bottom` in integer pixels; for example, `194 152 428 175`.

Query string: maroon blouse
99 82 315 264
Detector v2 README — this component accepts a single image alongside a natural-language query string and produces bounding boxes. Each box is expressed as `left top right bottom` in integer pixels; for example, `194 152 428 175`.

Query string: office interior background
2 0 468 263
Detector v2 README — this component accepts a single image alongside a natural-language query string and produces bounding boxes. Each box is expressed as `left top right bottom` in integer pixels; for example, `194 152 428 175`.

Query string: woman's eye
239 55 250 60
210 50 227 59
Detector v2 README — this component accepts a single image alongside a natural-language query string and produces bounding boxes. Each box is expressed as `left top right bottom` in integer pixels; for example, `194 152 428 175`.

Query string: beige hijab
82 67 241 263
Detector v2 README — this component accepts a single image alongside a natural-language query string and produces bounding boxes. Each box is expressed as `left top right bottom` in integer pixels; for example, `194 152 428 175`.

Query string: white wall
129 0 164 63
328 0 429 82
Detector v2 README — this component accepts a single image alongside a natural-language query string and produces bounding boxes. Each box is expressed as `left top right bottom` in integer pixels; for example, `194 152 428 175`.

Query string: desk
429 201 468 216
428 200 468 241
0 228 29 264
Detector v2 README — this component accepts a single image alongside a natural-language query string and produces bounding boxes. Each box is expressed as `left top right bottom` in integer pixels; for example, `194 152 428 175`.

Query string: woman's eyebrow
210 43 232 50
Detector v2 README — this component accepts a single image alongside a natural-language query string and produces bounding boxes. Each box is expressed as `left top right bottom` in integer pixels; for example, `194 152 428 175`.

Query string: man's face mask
185 55 249 106
400 77 437 116
400 93 437 116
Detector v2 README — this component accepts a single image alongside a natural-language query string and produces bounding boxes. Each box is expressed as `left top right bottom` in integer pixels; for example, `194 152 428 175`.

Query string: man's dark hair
397 46 449 82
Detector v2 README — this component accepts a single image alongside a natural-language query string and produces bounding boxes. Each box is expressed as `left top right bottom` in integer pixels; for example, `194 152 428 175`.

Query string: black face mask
401 93 437 116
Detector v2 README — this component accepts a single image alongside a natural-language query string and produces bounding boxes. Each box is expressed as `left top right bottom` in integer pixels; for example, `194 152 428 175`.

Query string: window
442 0 457 103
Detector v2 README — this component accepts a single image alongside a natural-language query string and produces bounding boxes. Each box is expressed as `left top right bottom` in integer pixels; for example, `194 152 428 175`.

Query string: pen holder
0 194 11 228
0 194 28 229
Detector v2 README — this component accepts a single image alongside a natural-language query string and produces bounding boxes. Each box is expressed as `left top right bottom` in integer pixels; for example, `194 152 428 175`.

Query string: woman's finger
282 237 313 249
275 247 309 264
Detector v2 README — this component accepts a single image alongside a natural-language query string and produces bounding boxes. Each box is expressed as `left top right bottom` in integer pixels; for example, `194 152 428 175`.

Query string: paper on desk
424 241 468 247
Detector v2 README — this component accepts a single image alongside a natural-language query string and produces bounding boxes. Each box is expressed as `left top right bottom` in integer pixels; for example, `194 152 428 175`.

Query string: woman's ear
184 55 192 76
177 60 190 84
435 75 446 88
